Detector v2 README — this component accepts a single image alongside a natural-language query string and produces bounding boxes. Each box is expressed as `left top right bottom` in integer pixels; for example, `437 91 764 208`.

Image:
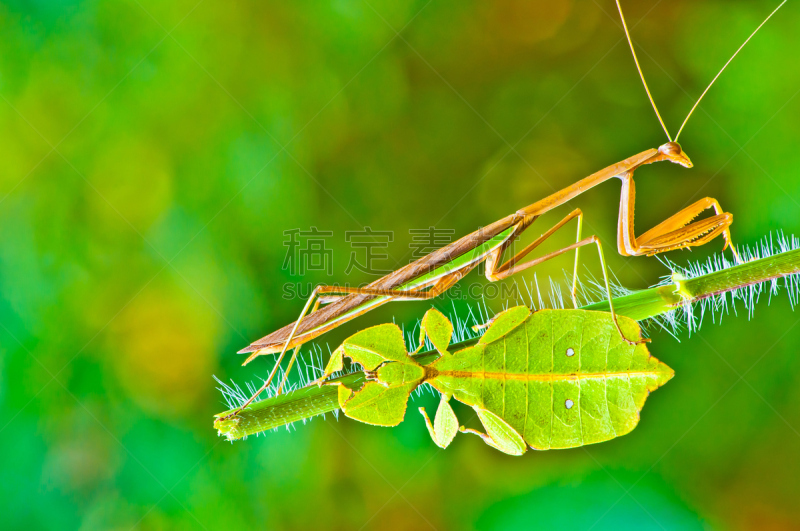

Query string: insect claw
622 336 650 346
730 246 744 265
242 349 265 366
472 316 497 332
308 376 327 388
217 411 240 422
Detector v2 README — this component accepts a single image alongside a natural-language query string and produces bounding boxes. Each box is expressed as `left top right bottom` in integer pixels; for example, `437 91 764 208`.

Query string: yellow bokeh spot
89 136 173 231
110 280 218 418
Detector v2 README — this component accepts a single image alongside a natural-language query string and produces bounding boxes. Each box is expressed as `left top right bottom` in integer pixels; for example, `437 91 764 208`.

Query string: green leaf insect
319 307 673 456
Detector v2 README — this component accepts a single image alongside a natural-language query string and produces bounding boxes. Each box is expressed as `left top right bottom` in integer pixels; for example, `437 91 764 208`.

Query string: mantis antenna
616 0 672 142
675 0 787 141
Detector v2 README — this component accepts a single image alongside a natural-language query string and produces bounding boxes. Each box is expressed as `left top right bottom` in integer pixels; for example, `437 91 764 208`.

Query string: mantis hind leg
487 210 646 345
618 172 741 262
221 271 471 421
488 209 584 307
460 408 527 456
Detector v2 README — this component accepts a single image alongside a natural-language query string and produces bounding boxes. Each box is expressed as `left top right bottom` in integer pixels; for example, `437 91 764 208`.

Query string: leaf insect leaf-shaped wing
418 308 453 355
325 323 425 427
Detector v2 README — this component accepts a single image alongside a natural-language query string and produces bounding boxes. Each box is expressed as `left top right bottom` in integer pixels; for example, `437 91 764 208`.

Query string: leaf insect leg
419 395 458 449
459 408 527 456
219 271 469 420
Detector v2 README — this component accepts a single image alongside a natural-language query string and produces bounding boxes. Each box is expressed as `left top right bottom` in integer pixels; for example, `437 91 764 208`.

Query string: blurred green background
2 0 799 529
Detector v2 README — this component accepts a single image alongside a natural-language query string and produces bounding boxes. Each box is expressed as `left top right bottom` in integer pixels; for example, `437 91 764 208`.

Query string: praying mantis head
616 0 784 171
658 142 693 169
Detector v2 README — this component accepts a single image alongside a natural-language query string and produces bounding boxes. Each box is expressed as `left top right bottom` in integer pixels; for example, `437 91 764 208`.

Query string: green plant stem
583 247 800 318
214 247 800 440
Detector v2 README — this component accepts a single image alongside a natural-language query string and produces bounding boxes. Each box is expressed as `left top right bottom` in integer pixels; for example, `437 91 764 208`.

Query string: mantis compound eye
659 141 693 168
660 142 682 156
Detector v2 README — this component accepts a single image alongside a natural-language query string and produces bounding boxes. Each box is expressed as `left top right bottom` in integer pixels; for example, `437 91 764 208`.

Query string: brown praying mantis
220 0 786 421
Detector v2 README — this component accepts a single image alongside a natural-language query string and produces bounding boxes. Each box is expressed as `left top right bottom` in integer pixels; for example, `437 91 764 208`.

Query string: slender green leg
459 408 527 456
572 210 583 306
488 215 646 345
488 209 584 307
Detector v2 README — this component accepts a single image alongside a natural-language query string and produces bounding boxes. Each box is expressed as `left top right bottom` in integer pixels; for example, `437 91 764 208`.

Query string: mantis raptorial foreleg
459 408 527 456
617 171 742 262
